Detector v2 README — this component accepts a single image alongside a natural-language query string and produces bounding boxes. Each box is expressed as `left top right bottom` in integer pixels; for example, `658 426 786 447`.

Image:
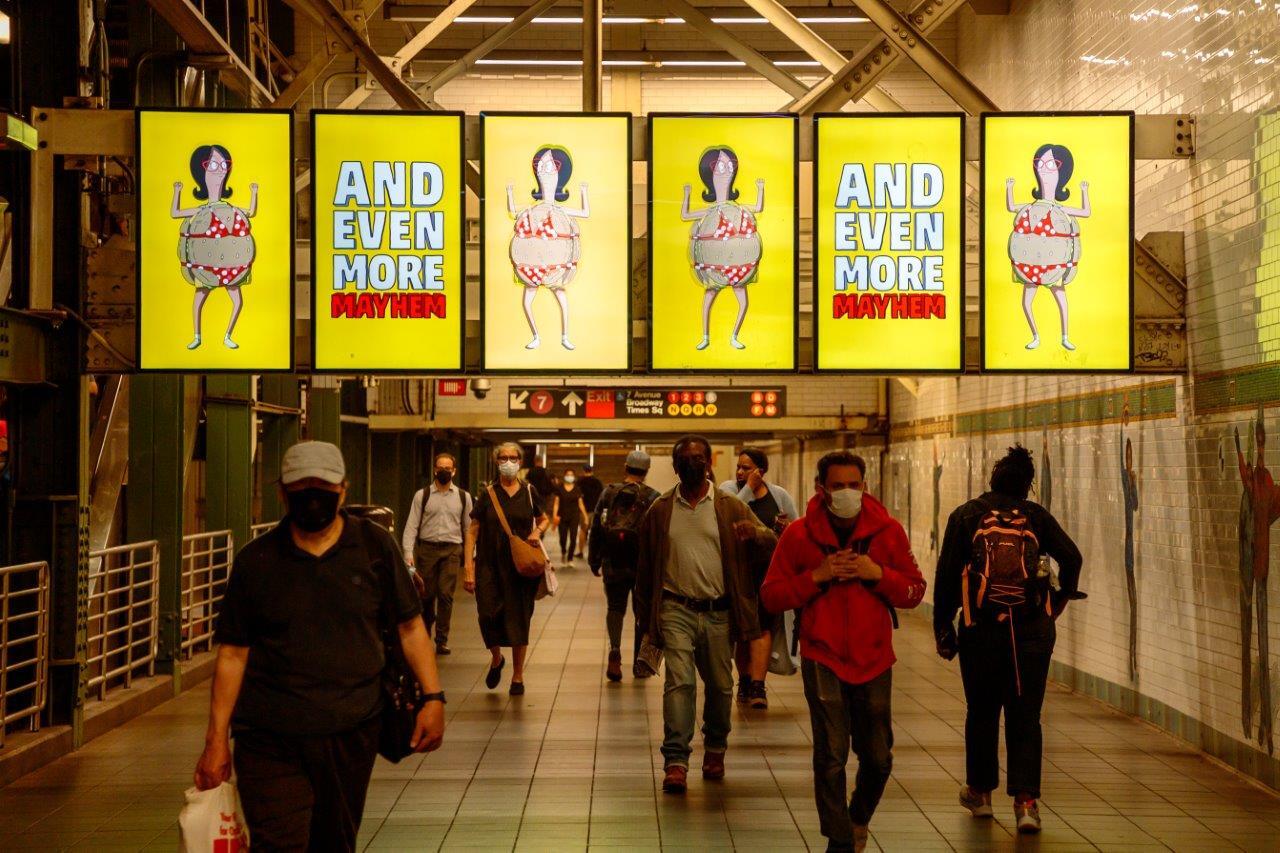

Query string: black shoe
435 643 451 656
748 680 768 710
485 656 505 689
736 680 750 705
509 680 525 696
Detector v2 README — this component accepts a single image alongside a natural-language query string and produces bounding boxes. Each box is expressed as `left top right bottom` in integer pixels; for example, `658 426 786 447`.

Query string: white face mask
564 475 576 484
498 460 520 479
827 487 863 519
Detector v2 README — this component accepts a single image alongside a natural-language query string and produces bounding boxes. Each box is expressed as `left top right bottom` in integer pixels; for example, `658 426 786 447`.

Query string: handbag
361 520 424 763
487 484 548 579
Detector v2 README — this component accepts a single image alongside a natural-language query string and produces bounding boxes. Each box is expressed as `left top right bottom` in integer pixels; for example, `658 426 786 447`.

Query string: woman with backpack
933 444 1084 835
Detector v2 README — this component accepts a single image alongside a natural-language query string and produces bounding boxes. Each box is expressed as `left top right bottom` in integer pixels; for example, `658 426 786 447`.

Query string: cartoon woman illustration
1006 143 1091 351
506 146 589 351
171 145 258 351
930 438 943 554
681 147 764 351
1120 401 1139 681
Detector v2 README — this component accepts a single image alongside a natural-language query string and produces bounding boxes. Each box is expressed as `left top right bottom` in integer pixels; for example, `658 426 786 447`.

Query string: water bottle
1038 555 1059 591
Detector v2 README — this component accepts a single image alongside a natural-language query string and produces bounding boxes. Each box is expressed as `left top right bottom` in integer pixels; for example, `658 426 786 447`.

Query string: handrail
250 522 275 540
86 541 160 701
0 561 50 746
180 530 234 659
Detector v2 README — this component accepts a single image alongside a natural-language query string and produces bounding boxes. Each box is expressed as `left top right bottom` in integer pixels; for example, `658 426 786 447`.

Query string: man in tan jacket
635 434 777 794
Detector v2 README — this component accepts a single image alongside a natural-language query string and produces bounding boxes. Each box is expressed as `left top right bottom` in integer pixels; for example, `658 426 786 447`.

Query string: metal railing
86 541 160 701
0 561 49 746
181 530 234 659
250 522 275 540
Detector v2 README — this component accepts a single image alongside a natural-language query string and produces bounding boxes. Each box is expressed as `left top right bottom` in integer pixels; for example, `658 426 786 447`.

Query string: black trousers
802 660 894 844
958 615 1055 798
233 717 380 852
603 574 642 661
558 518 580 560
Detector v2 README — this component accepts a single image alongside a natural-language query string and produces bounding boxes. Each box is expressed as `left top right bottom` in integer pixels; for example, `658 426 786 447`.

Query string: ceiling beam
144 0 274 104
662 0 807 98
583 0 603 110
416 0 564 97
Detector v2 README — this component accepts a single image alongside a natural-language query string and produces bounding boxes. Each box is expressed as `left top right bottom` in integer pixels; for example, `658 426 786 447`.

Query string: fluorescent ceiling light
413 9 867 26
662 60 746 67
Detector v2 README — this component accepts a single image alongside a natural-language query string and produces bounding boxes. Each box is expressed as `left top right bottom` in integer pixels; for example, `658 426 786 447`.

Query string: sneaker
701 751 725 780
662 764 688 794
736 679 750 705
606 650 623 682
852 824 869 853
1014 799 1041 834
959 785 993 818
632 661 652 678
748 680 768 710
435 643 451 656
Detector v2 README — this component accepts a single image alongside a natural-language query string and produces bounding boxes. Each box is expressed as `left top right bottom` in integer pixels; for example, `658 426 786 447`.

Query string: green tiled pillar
128 375 186 682
205 376 252 555
258 376 301 524
308 387 341 445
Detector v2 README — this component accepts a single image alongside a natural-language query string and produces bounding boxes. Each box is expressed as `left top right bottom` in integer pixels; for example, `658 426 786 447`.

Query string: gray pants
659 598 734 769
413 541 462 645
802 659 893 844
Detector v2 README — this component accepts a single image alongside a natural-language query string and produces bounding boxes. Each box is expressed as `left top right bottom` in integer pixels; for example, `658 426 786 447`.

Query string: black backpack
600 483 655 568
963 499 1046 627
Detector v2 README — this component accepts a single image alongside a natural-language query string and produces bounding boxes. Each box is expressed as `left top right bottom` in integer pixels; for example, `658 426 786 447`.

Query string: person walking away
934 444 1084 835
578 463 605 554
464 442 549 695
635 434 777 794
402 452 472 656
589 450 661 681
194 441 445 851
552 467 588 567
760 451 925 853
720 447 798 709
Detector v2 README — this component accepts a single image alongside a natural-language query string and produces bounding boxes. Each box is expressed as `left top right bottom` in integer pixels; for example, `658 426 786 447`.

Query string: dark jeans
233 717 380 852
413 541 462 645
558 519 580 560
958 615 1055 798
802 660 894 843
603 574 642 661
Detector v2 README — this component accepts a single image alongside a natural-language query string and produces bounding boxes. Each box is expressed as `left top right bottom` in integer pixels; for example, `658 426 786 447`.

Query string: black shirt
579 475 605 512
556 484 585 523
215 513 422 736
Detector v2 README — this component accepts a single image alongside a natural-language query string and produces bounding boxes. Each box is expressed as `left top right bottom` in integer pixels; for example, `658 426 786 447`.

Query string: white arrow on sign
509 390 529 411
561 391 585 416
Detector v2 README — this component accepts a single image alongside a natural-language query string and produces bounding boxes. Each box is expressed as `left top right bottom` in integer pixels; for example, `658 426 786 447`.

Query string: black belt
664 591 730 613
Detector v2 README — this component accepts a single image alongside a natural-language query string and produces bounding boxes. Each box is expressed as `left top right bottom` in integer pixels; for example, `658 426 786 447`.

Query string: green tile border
1193 364 1280 415
915 604 1278 792
954 380 1177 436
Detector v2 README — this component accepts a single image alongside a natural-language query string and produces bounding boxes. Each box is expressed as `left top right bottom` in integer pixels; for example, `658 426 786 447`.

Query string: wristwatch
421 691 446 705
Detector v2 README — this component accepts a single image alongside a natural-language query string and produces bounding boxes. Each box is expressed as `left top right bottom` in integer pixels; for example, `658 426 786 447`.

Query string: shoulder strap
487 484 516 538
458 488 471 536
416 488 430 540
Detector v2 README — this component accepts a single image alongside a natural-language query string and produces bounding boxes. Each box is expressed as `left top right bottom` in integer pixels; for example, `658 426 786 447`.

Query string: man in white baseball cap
194 440 447 850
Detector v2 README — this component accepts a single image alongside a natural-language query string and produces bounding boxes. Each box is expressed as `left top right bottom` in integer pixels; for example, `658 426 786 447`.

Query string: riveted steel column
205 376 253 555
583 0 603 111
128 375 186 682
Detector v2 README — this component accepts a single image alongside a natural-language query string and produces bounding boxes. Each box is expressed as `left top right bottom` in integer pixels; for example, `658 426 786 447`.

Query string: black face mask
674 458 707 491
287 487 341 533
434 469 453 485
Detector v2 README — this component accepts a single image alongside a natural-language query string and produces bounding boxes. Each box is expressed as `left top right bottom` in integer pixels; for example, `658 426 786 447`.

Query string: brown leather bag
487 484 547 578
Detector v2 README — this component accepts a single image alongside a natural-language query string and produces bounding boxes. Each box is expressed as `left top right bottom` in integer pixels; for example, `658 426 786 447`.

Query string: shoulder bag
487 483 547 579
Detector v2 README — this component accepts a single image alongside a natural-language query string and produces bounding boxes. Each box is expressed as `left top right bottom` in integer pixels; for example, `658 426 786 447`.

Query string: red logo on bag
215 811 248 852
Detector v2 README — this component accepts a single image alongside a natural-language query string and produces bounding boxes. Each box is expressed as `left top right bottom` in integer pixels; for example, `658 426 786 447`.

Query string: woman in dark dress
464 441 548 695
552 467 588 567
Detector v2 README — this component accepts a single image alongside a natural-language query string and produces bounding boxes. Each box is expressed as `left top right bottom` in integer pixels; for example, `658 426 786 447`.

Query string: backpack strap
358 517 398 634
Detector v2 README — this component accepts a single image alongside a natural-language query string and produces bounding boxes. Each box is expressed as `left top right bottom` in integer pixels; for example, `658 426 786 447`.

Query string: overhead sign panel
311 111 465 371
507 386 786 419
480 112 633 373
813 114 964 372
137 108 294 371
980 112 1134 372
648 114 798 372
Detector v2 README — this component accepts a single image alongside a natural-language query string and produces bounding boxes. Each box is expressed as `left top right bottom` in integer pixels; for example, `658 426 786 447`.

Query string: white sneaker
959 785 993 818
186 335 202 350
525 335 541 350
1014 799 1041 834
1061 336 1076 351
695 336 710 351
561 335 575 351
223 336 239 350
1025 336 1041 350
730 335 746 350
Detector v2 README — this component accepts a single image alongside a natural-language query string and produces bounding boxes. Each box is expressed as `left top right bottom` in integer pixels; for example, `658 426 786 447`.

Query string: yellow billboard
480 112 632 372
311 111 464 371
981 112 1134 371
137 109 293 371
814 114 964 372
648 114 797 371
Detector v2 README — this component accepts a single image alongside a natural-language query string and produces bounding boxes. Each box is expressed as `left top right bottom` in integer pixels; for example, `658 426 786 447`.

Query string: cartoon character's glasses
1035 158 1063 170
202 159 232 172
712 159 735 175
536 157 562 174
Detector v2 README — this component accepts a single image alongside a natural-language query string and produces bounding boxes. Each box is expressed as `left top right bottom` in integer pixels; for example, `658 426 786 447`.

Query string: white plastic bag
179 782 250 852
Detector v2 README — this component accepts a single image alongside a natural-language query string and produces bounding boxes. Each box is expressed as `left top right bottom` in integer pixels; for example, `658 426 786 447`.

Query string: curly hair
990 444 1036 500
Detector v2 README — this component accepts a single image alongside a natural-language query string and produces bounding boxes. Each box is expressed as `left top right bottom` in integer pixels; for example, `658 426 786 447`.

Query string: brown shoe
606 650 623 682
702 750 725 780
662 764 688 794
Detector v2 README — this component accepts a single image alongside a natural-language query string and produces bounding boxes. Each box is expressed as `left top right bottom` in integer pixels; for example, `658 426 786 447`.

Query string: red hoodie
760 491 926 686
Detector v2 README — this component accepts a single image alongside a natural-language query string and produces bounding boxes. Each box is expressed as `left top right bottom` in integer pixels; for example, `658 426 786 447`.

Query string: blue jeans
660 598 734 768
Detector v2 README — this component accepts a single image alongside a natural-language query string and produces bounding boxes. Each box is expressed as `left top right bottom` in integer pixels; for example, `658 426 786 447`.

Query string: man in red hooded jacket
761 451 926 853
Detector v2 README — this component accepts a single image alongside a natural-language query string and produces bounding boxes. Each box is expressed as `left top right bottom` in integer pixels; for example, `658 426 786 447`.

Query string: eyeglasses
1035 158 1063 170
712 159 735 175
202 159 232 172
496 455 521 462
535 158 562 174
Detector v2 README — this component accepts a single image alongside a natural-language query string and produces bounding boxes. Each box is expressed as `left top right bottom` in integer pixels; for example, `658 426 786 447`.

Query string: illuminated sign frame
478 111 634 375
308 109 466 374
812 112 966 374
979 110 1135 374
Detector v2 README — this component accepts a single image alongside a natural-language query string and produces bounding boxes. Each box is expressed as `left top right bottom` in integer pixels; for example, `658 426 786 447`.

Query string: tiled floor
2 553 1279 851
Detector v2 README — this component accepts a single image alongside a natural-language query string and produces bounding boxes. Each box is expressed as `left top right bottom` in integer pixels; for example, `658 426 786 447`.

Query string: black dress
472 480 545 648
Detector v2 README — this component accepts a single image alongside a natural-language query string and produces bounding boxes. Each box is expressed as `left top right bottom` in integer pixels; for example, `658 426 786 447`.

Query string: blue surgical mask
828 487 863 519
